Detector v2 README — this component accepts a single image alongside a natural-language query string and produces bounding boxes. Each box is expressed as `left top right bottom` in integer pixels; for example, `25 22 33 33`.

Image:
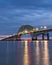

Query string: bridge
1 25 52 41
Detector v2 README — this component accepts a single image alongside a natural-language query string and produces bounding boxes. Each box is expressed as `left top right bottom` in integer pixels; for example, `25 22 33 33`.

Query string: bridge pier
32 34 37 40
47 33 49 40
32 37 37 40
16 35 21 41
42 33 44 40
42 33 49 40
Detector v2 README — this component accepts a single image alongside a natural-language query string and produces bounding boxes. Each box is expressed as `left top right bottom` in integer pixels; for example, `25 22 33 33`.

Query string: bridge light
41 26 47 29
33 28 35 31
18 33 20 36
41 26 43 29
24 30 28 33
36 28 38 30
28 32 30 34
44 26 47 29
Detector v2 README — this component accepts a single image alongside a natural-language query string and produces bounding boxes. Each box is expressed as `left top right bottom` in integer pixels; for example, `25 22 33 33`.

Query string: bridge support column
42 33 49 40
36 36 37 40
42 33 44 40
32 35 37 40
17 35 21 41
47 33 49 40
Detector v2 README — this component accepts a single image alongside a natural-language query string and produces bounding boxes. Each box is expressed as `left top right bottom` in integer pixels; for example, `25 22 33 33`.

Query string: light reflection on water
42 41 50 65
0 40 51 65
23 41 29 65
35 41 40 65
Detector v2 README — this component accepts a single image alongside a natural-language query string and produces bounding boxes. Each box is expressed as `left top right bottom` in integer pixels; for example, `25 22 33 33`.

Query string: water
0 40 52 65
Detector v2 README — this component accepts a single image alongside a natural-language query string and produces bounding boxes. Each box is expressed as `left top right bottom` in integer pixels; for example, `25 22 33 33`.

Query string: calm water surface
0 40 52 65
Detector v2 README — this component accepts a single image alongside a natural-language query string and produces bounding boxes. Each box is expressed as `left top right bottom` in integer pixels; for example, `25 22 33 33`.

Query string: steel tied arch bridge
1 25 52 41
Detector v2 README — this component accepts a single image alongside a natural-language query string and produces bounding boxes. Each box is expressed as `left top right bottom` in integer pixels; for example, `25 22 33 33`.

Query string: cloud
0 0 52 9
0 8 52 25
0 7 52 34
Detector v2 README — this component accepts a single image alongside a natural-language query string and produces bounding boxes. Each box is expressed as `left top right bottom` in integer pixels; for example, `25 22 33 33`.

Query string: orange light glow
43 41 50 65
23 41 29 65
35 41 40 65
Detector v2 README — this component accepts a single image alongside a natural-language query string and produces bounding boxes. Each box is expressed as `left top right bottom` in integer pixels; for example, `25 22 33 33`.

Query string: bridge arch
17 25 36 38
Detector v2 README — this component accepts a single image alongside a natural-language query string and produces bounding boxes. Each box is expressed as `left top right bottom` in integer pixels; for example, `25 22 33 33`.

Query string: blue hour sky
0 0 52 34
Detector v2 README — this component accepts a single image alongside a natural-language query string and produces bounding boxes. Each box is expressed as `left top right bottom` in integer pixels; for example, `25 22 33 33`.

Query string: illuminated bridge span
1 25 52 41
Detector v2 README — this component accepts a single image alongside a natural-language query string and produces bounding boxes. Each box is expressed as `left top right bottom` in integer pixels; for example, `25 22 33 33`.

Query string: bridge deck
0 28 52 41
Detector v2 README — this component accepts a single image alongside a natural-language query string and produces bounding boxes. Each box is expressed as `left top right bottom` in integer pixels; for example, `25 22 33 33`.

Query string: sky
0 0 52 34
